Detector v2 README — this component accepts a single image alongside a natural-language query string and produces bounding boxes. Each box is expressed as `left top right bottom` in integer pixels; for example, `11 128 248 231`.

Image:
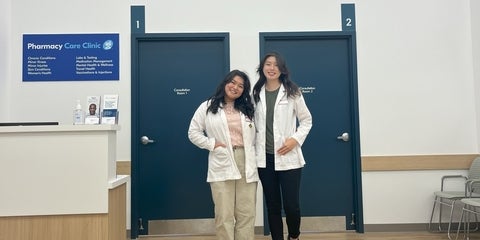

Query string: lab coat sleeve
291 94 312 146
188 101 215 151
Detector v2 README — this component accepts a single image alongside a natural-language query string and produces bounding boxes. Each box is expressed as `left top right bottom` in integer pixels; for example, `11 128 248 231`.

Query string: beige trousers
210 147 258 240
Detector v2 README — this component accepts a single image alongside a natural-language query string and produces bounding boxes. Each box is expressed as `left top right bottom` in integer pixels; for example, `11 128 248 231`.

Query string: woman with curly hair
188 69 258 240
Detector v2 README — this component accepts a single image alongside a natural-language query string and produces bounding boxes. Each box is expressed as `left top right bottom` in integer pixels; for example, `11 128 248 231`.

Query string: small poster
85 96 101 124
23 33 119 81
101 94 119 125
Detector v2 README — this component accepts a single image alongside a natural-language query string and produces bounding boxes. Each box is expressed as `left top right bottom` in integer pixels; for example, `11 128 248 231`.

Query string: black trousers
259 153 302 240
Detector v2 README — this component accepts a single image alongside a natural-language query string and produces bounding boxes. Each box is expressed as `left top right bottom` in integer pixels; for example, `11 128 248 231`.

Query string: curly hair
206 69 254 120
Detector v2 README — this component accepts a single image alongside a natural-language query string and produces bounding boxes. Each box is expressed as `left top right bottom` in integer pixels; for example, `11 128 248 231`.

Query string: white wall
357 0 477 155
359 0 478 224
471 0 480 151
0 0 11 121
9 0 131 160
4 0 480 227
363 169 468 224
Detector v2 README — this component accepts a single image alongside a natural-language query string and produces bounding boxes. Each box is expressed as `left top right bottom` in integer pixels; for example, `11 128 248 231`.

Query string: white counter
0 125 120 217
0 124 120 133
109 175 130 189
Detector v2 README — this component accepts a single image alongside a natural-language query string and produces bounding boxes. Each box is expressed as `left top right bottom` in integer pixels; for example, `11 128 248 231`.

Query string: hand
277 138 298 155
214 141 226 149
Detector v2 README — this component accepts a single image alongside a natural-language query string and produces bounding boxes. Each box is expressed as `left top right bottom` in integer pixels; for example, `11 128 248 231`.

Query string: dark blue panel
131 33 229 236
131 6 145 34
264 36 353 214
260 31 363 232
341 4 356 31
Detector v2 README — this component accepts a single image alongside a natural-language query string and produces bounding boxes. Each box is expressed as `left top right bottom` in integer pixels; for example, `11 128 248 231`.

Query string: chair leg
429 197 438 231
456 207 466 240
447 200 458 240
465 205 480 240
466 209 470 240
429 196 462 238
429 196 445 232
456 204 480 240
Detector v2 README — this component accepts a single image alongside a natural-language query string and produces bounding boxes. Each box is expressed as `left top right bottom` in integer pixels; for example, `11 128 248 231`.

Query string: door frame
260 31 364 233
130 32 230 238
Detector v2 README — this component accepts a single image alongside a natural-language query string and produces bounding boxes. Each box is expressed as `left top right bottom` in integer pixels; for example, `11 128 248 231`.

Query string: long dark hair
252 52 300 103
206 69 254 120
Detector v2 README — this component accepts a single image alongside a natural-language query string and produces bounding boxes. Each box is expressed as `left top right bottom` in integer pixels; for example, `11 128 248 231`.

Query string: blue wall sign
23 33 119 81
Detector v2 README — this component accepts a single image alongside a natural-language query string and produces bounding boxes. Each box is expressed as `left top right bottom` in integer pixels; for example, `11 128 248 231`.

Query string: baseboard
364 223 428 232
128 223 434 239
258 223 430 234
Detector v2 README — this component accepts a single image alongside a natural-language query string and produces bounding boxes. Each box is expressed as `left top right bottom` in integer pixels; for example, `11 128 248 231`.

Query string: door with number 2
260 31 363 233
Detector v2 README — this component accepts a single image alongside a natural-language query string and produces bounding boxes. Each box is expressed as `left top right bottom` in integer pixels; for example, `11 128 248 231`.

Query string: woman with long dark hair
253 52 313 240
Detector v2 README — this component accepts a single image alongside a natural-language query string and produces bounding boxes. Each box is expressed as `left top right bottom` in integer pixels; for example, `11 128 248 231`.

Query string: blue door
260 32 363 232
131 33 230 238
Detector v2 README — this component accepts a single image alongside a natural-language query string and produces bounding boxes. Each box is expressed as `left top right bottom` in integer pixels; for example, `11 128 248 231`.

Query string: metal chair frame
429 175 469 239
429 157 480 239
456 180 480 240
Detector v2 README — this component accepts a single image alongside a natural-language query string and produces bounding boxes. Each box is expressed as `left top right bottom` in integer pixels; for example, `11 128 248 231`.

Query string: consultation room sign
23 33 119 81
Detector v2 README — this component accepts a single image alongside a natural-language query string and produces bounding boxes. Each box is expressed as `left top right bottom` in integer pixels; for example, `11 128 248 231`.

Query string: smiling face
224 75 245 102
89 103 97 115
263 56 281 82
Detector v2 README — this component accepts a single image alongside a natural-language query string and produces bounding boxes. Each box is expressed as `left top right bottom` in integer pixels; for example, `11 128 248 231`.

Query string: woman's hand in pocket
277 137 298 155
214 141 226 149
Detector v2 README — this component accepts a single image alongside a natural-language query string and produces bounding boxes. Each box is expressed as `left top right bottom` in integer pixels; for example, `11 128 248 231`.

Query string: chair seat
461 198 480 207
434 191 480 199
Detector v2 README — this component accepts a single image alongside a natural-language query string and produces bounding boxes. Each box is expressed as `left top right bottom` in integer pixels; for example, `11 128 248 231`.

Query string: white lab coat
255 85 313 170
188 100 259 183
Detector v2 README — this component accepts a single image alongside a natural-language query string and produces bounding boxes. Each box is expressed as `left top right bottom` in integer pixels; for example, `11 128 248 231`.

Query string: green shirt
265 87 279 154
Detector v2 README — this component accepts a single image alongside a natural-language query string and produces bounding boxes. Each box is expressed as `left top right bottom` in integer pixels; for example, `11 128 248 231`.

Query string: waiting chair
455 179 480 240
428 156 480 240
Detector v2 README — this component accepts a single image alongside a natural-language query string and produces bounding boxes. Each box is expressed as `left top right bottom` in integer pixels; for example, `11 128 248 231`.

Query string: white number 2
345 18 352 27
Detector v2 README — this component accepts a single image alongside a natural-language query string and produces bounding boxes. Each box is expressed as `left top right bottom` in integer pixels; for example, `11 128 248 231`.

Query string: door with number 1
131 33 230 237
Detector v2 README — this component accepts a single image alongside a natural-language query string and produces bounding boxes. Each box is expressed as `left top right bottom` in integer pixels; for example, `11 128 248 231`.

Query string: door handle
140 136 155 145
337 132 349 142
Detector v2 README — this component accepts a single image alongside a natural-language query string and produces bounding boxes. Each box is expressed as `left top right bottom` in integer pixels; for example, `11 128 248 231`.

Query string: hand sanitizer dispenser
73 100 85 125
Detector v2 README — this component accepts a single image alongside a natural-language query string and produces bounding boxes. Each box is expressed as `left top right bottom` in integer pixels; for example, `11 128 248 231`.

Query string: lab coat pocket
276 100 290 116
279 147 300 165
210 147 230 171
